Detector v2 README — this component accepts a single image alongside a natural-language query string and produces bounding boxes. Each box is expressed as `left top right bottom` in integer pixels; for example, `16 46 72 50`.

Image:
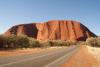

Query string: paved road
0 46 79 67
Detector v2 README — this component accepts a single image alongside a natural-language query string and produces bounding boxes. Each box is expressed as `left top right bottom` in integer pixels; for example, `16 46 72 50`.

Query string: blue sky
0 0 100 35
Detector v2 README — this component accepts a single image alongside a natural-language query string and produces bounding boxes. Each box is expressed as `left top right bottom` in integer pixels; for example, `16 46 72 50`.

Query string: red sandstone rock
4 20 96 41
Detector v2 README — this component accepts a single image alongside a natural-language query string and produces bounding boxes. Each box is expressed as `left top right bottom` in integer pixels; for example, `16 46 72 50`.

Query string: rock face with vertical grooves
4 20 96 41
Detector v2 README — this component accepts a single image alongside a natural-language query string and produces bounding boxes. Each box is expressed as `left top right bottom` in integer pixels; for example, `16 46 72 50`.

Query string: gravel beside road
87 46 100 67
61 45 96 67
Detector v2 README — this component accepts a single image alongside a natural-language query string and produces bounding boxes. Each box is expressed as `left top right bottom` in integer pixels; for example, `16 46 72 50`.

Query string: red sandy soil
0 48 43 57
87 46 100 67
62 45 96 67
0 47 62 58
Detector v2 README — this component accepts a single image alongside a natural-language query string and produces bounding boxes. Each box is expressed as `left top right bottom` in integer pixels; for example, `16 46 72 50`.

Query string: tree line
0 35 100 49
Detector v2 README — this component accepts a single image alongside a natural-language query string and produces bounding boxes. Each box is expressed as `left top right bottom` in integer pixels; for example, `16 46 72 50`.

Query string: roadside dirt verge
61 45 96 67
0 47 65 58
87 46 100 67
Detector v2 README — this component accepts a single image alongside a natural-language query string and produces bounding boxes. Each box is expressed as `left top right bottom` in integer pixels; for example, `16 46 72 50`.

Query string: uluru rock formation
4 20 96 41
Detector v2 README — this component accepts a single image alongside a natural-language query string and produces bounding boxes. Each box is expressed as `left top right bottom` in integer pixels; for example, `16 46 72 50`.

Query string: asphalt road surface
0 46 79 67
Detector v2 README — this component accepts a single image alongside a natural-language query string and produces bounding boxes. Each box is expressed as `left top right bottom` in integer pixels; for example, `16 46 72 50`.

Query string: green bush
29 38 40 48
49 40 77 46
86 37 97 47
51 40 63 46
40 41 52 48
66 40 77 46
86 37 100 47
77 41 87 45
16 35 29 48
46 40 56 47
0 35 6 48
96 37 100 47
1 34 87 49
5 35 18 48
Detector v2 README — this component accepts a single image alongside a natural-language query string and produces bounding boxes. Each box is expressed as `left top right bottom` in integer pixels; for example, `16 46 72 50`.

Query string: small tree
40 41 52 48
29 38 40 48
66 40 77 46
77 41 87 45
17 36 29 48
86 37 97 47
5 35 18 48
96 37 100 47
52 40 68 46
0 35 5 48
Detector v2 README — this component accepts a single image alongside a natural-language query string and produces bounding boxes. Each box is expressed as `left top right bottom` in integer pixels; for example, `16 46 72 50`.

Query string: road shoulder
61 45 96 67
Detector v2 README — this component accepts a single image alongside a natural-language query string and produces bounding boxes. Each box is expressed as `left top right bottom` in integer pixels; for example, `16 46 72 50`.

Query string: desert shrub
47 40 55 46
29 38 40 48
39 40 78 47
66 40 77 46
0 35 6 48
96 37 100 47
0 35 16 48
5 35 18 48
52 40 70 46
77 41 87 45
40 40 65 47
40 41 52 48
86 37 97 47
0 34 85 49
16 35 29 48
51 40 63 46
0 35 30 49
57 40 70 46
